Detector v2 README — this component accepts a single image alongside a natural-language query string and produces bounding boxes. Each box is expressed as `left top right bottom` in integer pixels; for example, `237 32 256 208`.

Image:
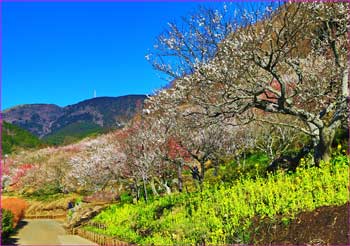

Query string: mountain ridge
3 94 147 144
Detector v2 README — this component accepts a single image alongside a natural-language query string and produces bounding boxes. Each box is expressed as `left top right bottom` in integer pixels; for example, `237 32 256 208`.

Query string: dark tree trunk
213 162 219 177
200 161 205 183
177 164 183 192
314 126 336 167
142 178 148 202
135 182 140 201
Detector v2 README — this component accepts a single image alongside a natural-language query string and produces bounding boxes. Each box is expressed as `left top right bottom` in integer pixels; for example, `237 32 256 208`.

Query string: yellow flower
337 144 342 151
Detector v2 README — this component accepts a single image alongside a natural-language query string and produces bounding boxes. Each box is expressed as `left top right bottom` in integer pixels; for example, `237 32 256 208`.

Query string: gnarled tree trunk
142 177 148 202
314 126 336 167
150 178 159 196
161 180 171 194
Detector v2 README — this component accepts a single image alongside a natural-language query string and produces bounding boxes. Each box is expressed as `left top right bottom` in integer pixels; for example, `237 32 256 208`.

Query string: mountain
2 121 43 154
3 95 147 145
2 104 64 138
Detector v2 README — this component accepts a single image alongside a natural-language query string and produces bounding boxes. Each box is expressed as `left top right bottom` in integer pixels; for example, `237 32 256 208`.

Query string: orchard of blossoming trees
147 1 349 165
2 2 348 200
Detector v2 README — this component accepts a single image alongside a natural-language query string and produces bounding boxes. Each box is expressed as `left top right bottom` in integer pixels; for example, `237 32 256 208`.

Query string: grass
84 154 349 244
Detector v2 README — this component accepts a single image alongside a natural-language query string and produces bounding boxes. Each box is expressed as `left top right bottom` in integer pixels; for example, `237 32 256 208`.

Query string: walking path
7 219 97 245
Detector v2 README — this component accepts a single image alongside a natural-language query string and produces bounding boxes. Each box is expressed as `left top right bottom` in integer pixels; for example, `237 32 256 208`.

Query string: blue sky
2 1 224 110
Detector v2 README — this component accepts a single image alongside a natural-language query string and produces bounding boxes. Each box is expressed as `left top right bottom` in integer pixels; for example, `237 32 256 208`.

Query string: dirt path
251 202 349 244
7 219 97 245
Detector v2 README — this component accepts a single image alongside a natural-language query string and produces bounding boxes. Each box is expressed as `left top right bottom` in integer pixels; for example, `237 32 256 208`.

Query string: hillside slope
2 121 43 154
2 104 63 138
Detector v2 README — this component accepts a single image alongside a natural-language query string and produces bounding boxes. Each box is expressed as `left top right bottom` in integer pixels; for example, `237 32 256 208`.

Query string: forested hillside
2 121 43 154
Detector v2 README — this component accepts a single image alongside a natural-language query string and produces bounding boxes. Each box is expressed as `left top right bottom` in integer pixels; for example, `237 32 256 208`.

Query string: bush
29 184 62 201
120 192 133 204
1 209 14 239
1 198 27 227
221 153 269 182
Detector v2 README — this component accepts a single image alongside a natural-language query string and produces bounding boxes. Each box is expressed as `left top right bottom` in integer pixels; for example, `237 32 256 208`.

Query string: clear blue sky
2 1 223 110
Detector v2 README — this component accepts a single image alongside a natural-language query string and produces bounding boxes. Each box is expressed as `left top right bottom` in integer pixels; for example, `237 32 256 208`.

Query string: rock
64 203 107 229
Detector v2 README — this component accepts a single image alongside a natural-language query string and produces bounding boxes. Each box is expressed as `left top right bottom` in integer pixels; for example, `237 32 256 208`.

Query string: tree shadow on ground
2 220 28 246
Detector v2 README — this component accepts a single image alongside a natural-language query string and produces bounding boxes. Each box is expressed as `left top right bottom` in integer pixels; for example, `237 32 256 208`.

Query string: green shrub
1 209 14 240
28 185 63 201
120 192 133 204
221 152 269 182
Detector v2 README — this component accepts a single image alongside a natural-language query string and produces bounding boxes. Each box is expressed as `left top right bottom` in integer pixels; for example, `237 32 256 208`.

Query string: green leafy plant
1 209 14 240
84 155 349 244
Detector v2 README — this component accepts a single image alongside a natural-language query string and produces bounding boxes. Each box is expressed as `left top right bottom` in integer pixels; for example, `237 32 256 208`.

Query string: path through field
7 219 97 245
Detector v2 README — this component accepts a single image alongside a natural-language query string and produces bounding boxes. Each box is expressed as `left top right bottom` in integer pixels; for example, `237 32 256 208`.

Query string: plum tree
149 2 349 166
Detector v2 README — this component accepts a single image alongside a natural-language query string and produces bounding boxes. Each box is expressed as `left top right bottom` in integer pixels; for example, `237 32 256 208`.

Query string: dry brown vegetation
1 197 27 227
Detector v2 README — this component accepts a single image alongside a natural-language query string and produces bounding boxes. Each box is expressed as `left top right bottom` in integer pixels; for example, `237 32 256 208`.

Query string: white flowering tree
151 2 349 166
172 114 239 182
66 138 126 192
145 88 239 185
144 94 190 193
119 115 174 200
146 3 242 79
